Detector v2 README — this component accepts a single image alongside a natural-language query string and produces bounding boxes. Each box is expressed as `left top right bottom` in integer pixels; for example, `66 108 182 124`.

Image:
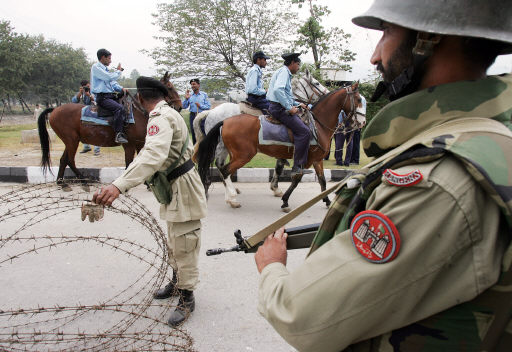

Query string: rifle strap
244 180 346 249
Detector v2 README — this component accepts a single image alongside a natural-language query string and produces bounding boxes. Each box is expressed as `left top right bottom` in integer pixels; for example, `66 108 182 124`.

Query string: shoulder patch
147 124 160 136
383 169 423 187
350 210 401 264
149 111 161 117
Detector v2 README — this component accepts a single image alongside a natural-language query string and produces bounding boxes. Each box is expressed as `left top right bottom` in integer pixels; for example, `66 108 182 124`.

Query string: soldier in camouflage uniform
93 77 207 327
254 0 512 351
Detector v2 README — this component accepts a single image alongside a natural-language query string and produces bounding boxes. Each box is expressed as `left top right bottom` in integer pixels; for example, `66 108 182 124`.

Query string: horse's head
292 69 329 106
161 71 183 112
341 81 365 129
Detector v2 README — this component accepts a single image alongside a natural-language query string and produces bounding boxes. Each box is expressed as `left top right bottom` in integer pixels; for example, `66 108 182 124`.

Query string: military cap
253 51 270 61
281 52 301 61
190 78 200 84
136 76 169 97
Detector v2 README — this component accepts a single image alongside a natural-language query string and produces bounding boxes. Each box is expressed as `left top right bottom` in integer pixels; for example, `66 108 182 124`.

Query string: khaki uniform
113 100 207 290
258 74 512 351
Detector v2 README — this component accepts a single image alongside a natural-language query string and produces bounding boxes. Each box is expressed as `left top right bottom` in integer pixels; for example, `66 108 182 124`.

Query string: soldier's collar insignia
350 210 401 264
383 169 423 187
149 110 161 117
147 124 160 136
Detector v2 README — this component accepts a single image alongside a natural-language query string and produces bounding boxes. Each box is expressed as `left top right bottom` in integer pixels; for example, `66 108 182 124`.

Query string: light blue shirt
338 110 346 124
71 93 93 105
245 64 266 96
267 66 299 111
182 91 211 113
90 62 123 94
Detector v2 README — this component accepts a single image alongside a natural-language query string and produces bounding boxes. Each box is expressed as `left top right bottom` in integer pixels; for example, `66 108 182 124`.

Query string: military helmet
352 0 512 54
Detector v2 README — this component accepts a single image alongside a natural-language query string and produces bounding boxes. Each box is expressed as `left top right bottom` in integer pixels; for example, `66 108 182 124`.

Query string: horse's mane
312 86 345 109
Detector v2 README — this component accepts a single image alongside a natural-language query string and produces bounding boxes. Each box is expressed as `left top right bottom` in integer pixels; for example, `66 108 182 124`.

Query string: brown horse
37 73 182 190
197 82 360 211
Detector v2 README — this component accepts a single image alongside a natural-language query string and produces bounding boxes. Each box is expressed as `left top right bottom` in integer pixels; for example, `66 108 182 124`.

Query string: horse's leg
270 158 287 197
216 157 241 208
65 141 89 191
313 161 331 207
57 150 72 192
123 144 136 168
281 173 304 213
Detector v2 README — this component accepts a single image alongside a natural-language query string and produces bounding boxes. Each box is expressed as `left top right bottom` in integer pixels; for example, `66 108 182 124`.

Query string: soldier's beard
378 34 416 83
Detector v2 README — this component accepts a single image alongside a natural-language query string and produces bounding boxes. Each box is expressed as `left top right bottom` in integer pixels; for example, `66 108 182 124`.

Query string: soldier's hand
185 89 191 99
93 184 121 207
117 63 123 71
195 102 201 109
255 227 288 273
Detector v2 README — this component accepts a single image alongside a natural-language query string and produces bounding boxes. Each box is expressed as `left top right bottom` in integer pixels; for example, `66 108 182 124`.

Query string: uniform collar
149 100 168 117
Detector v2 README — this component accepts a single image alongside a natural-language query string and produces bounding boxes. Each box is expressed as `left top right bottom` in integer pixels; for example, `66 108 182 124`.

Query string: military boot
153 273 177 299
167 289 195 327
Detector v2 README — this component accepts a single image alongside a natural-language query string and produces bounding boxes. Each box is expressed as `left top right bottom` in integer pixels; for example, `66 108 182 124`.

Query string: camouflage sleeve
258 156 506 351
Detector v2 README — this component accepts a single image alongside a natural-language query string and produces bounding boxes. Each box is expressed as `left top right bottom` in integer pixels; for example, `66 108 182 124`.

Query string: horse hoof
60 185 72 192
273 190 283 197
236 188 241 194
227 200 241 208
281 206 291 213
325 199 331 207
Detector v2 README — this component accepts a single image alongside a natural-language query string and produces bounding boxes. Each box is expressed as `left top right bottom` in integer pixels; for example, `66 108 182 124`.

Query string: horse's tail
38 107 55 175
197 121 223 188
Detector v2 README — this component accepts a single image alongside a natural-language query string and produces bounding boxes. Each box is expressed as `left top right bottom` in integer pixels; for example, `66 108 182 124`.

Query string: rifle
206 223 320 256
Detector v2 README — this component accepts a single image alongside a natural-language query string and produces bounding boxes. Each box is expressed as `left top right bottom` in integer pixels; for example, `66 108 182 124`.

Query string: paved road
0 181 333 351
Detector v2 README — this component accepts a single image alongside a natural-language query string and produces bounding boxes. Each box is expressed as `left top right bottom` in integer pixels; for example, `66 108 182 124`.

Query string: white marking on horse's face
292 72 329 104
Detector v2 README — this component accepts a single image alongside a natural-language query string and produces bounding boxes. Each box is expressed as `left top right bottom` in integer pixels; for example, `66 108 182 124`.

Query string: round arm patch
350 210 401 264
147 124 160 136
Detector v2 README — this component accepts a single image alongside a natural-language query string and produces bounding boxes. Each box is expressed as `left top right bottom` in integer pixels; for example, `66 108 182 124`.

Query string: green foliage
148 0 298 90
0 20 90 108
292 0 356 71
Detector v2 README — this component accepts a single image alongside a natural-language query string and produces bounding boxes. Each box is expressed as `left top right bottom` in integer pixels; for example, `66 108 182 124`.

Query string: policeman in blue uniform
246 51 270 112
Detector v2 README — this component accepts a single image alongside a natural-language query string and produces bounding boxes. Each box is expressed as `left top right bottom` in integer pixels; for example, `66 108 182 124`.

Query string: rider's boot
290 165 313 177
115 132 128 144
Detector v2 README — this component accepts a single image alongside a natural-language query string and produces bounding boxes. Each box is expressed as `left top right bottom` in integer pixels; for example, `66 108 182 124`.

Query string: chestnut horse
37 73 182 190
197 82 360 211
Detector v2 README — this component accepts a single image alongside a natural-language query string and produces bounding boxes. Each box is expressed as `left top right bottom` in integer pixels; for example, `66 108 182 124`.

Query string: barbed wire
0 181 195 351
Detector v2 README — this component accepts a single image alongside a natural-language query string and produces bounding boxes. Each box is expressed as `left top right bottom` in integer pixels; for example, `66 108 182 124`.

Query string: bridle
293 75 328 106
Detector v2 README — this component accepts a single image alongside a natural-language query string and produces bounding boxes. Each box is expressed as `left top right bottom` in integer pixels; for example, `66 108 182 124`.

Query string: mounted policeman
254 0 512 351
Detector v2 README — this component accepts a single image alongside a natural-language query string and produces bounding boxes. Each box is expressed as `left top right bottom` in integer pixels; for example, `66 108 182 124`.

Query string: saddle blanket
80 105 135 126
258 115 318 147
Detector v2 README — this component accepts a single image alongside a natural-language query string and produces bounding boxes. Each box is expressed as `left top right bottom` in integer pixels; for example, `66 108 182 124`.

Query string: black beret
253 51 270 61
281 52 301 61
136 76 168 96
190 78 200 84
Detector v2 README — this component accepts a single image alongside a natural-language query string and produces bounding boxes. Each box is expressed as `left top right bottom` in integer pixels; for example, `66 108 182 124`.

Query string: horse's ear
305 69 310 78
352 81 359 90
163 71 170 82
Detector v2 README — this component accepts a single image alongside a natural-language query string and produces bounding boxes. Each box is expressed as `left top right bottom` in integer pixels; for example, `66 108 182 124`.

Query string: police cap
190 78 200 84
281 52 301 61
253 51 270 61
136 76 169 97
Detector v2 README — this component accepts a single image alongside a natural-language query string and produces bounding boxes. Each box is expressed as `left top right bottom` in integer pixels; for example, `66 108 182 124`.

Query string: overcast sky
1 0 511 81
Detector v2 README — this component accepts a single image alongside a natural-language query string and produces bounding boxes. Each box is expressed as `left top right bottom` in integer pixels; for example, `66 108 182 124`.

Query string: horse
196 79 360 211
37 72 182 191
191 70 330 208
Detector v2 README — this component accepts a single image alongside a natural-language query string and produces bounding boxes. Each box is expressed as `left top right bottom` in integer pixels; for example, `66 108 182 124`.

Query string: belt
167 159 194 181
248 93 265 98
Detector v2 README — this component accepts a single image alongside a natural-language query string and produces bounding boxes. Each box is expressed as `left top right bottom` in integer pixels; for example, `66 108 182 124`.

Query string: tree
148 0 297 90
292 0 355 72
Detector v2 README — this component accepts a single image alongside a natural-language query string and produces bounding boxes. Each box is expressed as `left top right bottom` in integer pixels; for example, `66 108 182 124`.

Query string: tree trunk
6 94 13 113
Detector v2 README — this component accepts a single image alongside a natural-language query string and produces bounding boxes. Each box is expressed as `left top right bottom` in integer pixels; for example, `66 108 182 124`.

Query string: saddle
239 101 262 117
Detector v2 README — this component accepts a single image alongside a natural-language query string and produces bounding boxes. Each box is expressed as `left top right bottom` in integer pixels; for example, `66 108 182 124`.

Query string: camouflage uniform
258 74 512 351
113 100 207 290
